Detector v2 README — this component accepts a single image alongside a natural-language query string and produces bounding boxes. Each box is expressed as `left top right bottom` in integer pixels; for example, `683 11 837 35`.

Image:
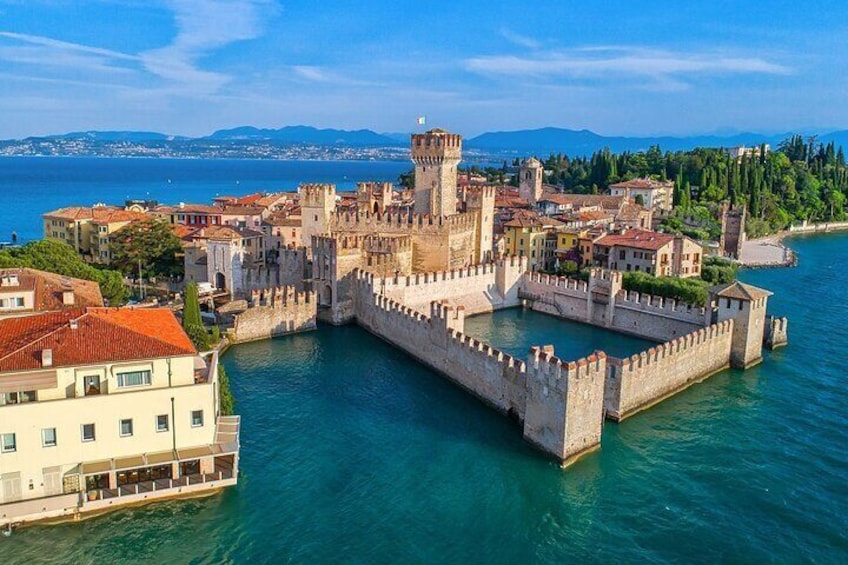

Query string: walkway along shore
738 220 848 269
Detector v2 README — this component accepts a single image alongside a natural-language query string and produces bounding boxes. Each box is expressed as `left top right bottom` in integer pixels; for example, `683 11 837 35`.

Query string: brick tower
411 129 462 217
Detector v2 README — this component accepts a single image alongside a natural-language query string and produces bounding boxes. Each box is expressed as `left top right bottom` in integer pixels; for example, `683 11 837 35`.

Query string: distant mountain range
467 127 848 155
7 125 848 158
204 125 399 146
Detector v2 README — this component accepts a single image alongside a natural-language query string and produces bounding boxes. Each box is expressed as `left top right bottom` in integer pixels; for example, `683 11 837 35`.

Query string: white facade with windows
0 346 239 526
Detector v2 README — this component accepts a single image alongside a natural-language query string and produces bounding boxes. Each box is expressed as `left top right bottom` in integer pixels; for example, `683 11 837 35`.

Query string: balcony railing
87 471 234 502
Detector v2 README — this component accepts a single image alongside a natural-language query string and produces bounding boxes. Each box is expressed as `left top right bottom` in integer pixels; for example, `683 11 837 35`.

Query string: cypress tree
183 282 203 328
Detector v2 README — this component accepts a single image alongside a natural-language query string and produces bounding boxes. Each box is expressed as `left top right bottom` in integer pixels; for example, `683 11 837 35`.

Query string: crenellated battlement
524 272 589 293
411 130 462 162
330 209 478 233
299 183 336 207
764 315 788 349
357 181 392 195
381 261 498 288
249 285 314 309
615 289 707 321
589 268 622 284
604 320 734 421
364 234 412 254
609 320 733 374
529 346 607 388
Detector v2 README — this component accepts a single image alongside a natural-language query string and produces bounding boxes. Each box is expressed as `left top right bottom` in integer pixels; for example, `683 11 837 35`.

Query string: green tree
182 282 209 350
218 365 235 416
110 218 184 279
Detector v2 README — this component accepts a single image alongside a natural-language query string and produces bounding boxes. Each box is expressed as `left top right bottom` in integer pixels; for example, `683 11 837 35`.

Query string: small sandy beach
738 231 794 268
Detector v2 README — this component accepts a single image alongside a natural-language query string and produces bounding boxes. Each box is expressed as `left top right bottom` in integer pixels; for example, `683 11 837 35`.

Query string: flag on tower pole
416 116 426 126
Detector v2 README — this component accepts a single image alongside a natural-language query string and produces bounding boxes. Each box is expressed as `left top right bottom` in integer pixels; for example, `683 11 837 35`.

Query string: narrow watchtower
709 281 772 368
519 157 544 206
411 129 462 217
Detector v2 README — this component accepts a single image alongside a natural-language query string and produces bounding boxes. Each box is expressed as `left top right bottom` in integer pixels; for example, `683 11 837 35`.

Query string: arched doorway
320 285 332 307
215 272 226 291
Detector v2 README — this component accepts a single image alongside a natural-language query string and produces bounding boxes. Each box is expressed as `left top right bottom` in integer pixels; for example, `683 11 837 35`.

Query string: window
116 370 152 388
191 410 204 427
156 414 169 433
0 391 36 405
83 375 101 395
81 423 96 442
619 250 626 260
1 433 16 453
42 428 57 447
120 419 133 437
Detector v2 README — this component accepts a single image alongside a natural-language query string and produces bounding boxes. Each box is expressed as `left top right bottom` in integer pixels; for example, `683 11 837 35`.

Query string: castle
228 128 788 468
304 129 494 323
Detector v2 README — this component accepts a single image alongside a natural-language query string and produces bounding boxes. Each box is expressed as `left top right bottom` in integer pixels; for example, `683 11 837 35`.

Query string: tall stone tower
720 204 747 259
710 281 771 368
519 157 544 205
465 186 495 263
299 184 336 249
411 129 462 217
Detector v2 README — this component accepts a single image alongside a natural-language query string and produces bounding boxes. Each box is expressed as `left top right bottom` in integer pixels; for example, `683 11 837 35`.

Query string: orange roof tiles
0 268 103 312
0 307 196 373
595 229 674 250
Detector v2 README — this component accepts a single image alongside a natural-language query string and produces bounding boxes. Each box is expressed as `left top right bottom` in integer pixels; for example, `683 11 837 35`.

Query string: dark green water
1 234 847 563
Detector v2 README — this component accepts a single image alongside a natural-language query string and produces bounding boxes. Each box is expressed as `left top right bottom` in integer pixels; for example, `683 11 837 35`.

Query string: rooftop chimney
62 288 75 306
70 319 78 330
42 349 53 367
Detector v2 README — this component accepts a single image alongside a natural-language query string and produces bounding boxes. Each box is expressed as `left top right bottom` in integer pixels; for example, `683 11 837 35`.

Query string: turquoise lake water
0 157 410 243
1 232 846 563
0 159 845 562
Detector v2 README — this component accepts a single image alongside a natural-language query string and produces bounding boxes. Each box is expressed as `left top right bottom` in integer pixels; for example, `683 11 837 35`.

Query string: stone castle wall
377 255 526 314
231 286 317 343
241 248 308 295
604 320 734 421
764 315 788 349
521 272 707 342
353 270 607 465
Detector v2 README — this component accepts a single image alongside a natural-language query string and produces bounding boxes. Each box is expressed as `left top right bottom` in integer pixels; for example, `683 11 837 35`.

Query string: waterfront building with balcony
0 307 239 527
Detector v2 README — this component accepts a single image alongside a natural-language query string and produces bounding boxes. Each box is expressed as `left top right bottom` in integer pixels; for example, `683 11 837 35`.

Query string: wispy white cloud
140 0 278 94
292 65 331 82
465 46 791 88
499 27 540 50
0 31 137 61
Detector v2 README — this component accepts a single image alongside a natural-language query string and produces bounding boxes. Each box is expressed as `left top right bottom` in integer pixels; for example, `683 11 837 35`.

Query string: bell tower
411 129 462 217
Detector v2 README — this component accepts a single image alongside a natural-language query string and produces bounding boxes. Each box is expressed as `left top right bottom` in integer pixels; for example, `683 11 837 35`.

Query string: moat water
1 233 845 563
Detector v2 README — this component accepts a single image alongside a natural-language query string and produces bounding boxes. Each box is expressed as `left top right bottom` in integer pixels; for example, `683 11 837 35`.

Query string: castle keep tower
300 184 336 249
411 129 462 217
519 157 544 205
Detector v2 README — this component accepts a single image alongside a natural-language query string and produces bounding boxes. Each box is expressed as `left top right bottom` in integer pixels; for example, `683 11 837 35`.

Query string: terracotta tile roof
178 204 221 214
0 307 195 373
595 229 674 251
710 281 772 300
172 225 202 241
0 268 103 312
221 205 265 215
90 209 148 224
255 193 290 208
42 206 96 220
201 225 263 241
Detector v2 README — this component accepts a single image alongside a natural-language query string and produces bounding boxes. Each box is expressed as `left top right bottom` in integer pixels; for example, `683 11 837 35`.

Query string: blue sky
0 0 845 138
